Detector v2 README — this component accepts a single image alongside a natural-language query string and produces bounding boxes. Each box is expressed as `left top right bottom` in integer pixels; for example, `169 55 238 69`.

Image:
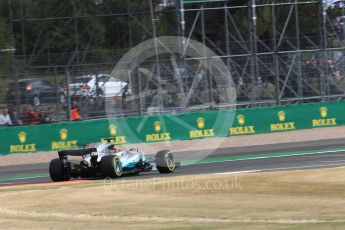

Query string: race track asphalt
1 138 345 186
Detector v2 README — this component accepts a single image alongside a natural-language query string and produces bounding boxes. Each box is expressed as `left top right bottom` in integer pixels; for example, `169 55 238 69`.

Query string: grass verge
0 167 345 229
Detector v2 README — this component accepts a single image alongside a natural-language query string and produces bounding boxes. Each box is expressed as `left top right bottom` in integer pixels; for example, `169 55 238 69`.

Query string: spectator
9 110 22 125
39 108 55 123
46 107 56 122
71 101 81 121
0 109 12 126
39 109 48 124
23 107 39 124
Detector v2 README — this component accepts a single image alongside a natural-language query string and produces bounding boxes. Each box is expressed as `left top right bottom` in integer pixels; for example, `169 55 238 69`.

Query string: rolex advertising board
0 101 345 154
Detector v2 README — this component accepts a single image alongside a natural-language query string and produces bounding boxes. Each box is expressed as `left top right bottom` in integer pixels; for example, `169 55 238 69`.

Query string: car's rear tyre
100 155 123 178
49 158 70 182
155 150 175 173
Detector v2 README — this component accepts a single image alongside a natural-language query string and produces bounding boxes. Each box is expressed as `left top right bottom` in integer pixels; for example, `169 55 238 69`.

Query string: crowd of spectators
0 107 57 127
0 100 82 127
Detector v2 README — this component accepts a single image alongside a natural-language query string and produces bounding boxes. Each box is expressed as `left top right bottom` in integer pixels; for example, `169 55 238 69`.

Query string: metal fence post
65 67 72 121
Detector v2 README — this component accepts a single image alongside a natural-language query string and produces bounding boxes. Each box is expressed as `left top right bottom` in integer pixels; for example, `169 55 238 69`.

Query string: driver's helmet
111 145 120 152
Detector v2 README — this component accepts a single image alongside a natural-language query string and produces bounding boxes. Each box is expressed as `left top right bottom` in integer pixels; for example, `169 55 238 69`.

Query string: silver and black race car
49 138 179 182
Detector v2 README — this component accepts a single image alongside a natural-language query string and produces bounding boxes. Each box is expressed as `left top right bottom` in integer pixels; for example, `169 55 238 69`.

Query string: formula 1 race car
49 138 179 182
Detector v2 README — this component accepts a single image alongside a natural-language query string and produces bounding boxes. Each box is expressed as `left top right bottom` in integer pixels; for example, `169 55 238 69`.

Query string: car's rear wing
58 148 97 159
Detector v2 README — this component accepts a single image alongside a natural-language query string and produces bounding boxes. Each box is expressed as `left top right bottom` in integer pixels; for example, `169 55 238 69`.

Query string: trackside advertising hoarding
0 101 344 154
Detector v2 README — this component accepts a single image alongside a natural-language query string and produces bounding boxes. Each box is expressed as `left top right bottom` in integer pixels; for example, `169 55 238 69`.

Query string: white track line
312 154 345 158
212 162 345 175
213 170 262 175
315 160 345 164
0 175 48 183
261 162 345 172
304 153 345 159
0 183 11 185
188 148 345 166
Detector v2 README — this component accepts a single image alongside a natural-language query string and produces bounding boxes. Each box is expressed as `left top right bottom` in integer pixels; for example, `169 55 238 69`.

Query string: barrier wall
1 101 344 154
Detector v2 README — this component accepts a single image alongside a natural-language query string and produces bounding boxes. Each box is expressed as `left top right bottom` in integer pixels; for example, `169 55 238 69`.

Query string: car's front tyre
155 150 176 173
100 155 123 178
